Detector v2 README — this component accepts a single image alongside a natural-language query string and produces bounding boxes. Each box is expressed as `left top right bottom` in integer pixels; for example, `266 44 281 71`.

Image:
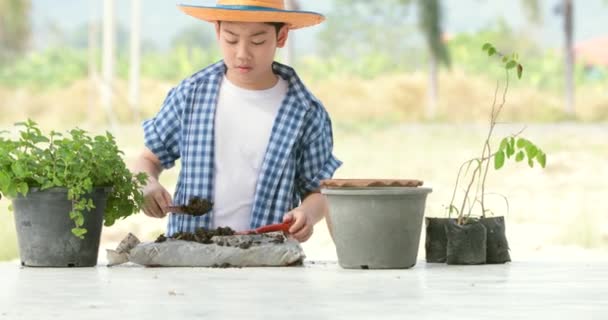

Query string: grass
0 69 607 129
1 71 607 261
1 122 606 261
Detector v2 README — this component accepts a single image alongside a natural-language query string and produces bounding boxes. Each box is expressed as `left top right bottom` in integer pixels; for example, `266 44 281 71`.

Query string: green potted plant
425 43 547 265
0 120 147 267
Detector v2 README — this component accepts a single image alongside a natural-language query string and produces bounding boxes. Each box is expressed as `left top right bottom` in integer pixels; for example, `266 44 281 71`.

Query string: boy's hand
142 179 172 218
283 208 314 243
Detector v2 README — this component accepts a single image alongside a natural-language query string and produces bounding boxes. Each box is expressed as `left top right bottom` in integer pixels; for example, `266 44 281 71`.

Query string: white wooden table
0 260 606 319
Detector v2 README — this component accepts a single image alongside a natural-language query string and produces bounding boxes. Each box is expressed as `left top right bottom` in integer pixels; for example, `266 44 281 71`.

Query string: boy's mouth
236 65 252 73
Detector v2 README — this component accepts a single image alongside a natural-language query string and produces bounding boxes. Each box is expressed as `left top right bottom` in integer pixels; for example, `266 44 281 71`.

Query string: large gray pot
322 187 432 269
12 187 110 267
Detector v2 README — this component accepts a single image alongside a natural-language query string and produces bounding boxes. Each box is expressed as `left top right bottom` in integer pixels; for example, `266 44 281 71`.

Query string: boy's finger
282 212 294 223
293 226 313 242
151 195 167 218
154 193 168 211
144 204 161 218
289 213 306 234
161 190 172 207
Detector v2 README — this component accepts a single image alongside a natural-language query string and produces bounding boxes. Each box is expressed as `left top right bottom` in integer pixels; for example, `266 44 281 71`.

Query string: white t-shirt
212 75 288 231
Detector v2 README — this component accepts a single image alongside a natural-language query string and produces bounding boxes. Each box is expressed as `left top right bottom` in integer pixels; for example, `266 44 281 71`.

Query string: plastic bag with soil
480 216 511 264
424 217 455 263
106 230 305 267
445 220 487 265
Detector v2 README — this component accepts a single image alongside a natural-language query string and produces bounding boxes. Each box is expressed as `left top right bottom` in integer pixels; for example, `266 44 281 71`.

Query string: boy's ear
276 25 289 48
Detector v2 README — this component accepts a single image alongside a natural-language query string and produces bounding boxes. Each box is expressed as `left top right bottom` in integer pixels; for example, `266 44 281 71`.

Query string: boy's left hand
283 208 313 243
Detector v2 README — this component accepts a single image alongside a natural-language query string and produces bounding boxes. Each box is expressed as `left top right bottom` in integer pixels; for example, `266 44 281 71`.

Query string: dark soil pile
154 227 286 248
155 227 235 244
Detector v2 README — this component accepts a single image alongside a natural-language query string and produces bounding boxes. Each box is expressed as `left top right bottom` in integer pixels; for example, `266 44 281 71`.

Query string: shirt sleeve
295 103 342 197
142 86 185 169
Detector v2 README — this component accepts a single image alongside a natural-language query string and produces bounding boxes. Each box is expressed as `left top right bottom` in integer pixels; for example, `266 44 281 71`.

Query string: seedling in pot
448 43 546 225
426 43 547 265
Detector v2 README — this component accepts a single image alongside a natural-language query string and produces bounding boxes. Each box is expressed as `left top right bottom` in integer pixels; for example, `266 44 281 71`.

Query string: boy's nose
236 43 252 61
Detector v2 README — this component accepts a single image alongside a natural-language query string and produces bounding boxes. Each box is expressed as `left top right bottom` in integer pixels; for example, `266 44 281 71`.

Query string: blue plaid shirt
143 61 342 236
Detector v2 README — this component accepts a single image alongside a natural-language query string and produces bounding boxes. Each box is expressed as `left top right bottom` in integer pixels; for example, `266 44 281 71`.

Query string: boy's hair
218 21 286 36
265 22 286 35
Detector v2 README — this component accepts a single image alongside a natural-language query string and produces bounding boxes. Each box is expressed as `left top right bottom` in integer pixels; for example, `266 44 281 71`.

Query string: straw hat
178 0 325 30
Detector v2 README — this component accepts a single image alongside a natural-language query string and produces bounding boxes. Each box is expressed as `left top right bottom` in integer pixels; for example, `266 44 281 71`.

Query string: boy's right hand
142 179 173 218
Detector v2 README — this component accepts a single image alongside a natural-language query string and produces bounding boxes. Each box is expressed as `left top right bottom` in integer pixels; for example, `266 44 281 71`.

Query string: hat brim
178 4 325 30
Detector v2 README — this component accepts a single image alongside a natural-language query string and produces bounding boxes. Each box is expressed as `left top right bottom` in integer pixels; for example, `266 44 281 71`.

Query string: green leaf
499 138 508 151
75 214 84 227
506 60 517 69
526 145 538 159
0 171 10 192
31 135 50 143
17 183 28 196
528 158 535 168
71 227 87 239
515 151 525 162
516 138 529 149
506 141 515 158
488 47 497 56
482 43 492 51
537 152 547 168
11 162 26 178
494 151 505 170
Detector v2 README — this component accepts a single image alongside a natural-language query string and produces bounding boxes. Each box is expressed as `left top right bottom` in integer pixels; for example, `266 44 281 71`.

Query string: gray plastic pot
12 187 110 267
322 186 432 269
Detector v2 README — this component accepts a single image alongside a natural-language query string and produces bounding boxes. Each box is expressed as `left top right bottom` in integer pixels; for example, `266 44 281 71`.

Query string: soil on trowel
155 226 235 244
174 197 214 216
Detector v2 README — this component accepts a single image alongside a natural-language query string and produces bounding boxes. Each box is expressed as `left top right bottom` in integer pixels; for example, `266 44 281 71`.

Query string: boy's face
215 21 288 90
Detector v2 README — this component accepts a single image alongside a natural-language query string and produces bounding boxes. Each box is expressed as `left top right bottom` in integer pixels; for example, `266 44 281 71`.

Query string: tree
317 0 414 63
521 0 574 115
560 0 575 116
415 0 450 119
283 0 299 66
0 0 31 64
128 0 142 120
101 0 118 129
319 0 449 117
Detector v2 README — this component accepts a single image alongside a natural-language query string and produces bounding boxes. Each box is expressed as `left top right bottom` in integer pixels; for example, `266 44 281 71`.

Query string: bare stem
480 71 510 216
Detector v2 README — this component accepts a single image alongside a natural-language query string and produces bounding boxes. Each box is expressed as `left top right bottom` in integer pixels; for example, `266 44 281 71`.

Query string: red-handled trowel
236 221 293 235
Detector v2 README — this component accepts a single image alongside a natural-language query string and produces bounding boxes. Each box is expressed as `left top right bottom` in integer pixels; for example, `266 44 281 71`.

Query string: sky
29 0 608 54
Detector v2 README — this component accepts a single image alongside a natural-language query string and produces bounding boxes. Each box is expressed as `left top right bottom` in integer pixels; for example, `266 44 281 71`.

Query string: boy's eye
226 39 237 45
252 41 265 46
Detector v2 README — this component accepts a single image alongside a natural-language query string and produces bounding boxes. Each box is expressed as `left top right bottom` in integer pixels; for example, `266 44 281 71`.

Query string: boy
133 0 341 243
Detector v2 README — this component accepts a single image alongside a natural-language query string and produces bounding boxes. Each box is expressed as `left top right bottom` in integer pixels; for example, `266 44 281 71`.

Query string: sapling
447 43 547 225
